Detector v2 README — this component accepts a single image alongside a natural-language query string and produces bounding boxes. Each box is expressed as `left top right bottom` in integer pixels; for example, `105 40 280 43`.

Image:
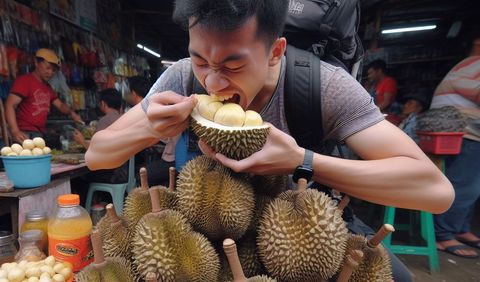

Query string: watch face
293 166 314 183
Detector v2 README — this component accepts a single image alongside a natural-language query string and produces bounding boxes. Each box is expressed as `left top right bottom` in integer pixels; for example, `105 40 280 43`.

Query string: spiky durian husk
123 186 177 231
340 234 392 282
247 275 278 282
177 156 255 240
95 212 112 240
244 174 287 197
100 257 137 282
257 189 348 282
190 110 269 160
103 218 132 259
76 266 101 282
248 194 274 232
132 209 220 281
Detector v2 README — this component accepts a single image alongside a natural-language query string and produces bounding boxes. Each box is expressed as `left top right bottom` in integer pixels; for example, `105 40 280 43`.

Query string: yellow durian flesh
200 101 223 121
214 103 246 127
244 110 263 126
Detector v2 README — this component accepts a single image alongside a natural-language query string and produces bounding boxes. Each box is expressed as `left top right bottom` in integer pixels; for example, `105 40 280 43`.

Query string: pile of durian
83 98 394 281
84 156 394 282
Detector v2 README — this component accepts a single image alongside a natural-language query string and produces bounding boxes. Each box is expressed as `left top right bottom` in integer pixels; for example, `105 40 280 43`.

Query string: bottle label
49 235 93 272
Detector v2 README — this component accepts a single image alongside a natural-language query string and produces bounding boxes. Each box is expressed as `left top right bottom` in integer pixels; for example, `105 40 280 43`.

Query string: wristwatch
292 149 314 183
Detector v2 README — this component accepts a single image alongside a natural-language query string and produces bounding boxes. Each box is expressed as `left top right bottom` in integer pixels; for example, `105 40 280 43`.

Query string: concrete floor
352 200 480 282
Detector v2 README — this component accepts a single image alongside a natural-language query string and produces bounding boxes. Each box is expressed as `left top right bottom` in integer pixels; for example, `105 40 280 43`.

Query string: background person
366 59 398 112
397 93 429 144
5 48 83 144
430 34 480 259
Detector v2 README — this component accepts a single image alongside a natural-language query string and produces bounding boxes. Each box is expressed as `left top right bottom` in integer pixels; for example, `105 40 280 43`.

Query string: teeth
210 94 234 102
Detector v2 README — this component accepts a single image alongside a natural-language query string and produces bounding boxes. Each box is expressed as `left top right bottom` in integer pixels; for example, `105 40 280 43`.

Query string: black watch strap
292 149 314 183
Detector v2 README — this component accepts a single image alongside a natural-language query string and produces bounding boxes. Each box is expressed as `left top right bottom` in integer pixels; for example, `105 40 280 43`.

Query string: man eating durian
85 1 454 281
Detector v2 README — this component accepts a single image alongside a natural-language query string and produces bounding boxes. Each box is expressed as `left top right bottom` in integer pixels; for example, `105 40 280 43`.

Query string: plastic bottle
48 194 93 272
21 210 49 253
15 230 46 262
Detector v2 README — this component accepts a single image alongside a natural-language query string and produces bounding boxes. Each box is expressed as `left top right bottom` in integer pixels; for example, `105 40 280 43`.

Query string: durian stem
91 230 105 265
368 224 395 248
149 187 162 213
297 178 308 192
145 272 158 282
106 203 120 223
336 250 364 282
140 167 149 191
223 238 247 282
168 167 176 192
337 195 350 211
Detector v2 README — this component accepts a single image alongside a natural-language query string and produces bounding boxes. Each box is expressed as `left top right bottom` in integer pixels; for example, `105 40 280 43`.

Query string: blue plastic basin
1 154 52 188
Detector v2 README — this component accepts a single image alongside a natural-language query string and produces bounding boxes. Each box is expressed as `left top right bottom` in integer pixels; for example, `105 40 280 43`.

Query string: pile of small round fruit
1 138 52 157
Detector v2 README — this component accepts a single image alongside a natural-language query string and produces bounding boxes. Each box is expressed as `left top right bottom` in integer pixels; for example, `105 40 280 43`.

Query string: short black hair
367 59 387 72
36 57 60 70
172 0 289 49
128 76 151 98
100 88 123 111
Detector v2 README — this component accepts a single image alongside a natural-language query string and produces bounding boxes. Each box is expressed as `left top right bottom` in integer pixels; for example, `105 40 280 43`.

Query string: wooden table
0 163 90 243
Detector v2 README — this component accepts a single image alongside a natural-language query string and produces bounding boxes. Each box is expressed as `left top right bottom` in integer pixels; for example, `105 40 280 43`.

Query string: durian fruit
223 238 277 282
132 188 220 281
76 230 136 282
190 94 269 160
123 167 153 230
177 155 255 240
102 203 132 259
257 179 349 282
336 250 364 282
123 167 177 231
342 224 395 282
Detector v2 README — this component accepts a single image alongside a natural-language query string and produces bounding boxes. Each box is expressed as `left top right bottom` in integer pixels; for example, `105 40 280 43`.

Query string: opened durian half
190 94 269 160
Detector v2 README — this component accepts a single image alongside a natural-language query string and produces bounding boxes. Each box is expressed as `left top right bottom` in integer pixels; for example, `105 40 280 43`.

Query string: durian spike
140 167 149 191
168 166 176 192
297 178 308 192
368 224 395 248
145 272 158 282
336 250 364 282
91 230 106 265
106 203 120 223
337 195 350 211
223 238 248 282
150 186 163 212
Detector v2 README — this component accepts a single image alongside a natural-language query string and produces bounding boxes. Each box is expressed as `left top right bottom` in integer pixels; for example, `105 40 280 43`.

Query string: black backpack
283 0 364 153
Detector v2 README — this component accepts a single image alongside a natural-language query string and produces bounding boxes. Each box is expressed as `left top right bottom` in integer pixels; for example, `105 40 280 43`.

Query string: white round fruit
32 148 44 156
1 147 12 156
19 149 33 157
7 152 19 157
42 147 52 155
33 137 46 149
22 139 35 150
11 143 23 155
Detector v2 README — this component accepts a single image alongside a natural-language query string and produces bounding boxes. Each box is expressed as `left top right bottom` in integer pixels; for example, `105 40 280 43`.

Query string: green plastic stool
383 206 440 274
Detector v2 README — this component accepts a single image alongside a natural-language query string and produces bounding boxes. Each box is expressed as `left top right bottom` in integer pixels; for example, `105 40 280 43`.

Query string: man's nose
204 70 229 93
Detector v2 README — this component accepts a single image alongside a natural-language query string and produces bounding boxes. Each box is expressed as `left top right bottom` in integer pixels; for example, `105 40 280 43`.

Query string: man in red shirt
5 49 82 143
367 59 397 112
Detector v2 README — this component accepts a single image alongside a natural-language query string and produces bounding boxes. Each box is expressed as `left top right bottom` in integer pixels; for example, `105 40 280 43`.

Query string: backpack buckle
311 43 326 58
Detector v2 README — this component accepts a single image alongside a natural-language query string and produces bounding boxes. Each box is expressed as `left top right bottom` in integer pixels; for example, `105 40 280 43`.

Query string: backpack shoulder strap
284 44 324 152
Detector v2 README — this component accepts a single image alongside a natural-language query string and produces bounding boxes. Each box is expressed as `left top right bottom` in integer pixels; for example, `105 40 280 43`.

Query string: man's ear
269 37 286 67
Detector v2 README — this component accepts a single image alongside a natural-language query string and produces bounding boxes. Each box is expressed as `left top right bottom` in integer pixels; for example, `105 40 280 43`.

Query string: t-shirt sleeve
141 59 193 114
321 63 384 141
9 75 29 98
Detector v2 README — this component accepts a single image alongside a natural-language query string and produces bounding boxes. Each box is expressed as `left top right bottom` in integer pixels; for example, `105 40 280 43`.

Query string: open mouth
210 93 240 105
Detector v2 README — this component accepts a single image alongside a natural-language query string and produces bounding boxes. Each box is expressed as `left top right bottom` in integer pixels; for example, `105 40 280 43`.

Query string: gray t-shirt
142 57 383 151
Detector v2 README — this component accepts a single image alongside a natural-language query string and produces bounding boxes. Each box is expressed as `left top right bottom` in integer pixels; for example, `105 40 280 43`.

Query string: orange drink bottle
48 194 93 272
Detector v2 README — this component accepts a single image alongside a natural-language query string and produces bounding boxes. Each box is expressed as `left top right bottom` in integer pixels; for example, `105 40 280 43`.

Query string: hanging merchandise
0 43 9 78
6 46 18 79
17 49 27 75
72 64 83 85
49 71 72 107
61 37 75 63
72 41 81 65
29 30 39 54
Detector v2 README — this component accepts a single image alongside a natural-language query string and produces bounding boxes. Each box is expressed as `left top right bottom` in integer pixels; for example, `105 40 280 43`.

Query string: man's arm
377 92 393 111
85 91 197 170
212 120 454 214
52 99 83 123
73 129 90 149
5 94 28 143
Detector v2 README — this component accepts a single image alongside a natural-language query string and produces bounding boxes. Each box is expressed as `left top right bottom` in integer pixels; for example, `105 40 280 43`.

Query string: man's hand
70 111 83 123
146 91 197 138
73 129 87 148
198 123 304 175
11 130 28 144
